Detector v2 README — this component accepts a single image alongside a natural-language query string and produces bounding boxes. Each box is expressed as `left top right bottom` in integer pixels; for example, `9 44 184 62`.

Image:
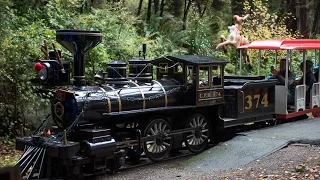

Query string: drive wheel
143 118 173 162
185 113 210 153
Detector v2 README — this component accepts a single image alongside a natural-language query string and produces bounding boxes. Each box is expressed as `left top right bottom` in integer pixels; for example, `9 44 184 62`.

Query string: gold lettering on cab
199 92 211 98
199 91 222 99
214 91 221 97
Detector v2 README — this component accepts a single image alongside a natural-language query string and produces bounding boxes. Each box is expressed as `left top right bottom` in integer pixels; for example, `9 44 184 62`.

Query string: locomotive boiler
14 29 278 180
52 75 183 128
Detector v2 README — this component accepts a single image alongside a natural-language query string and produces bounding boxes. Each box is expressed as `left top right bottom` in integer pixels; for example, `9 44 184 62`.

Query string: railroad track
83 148 196 180
120 149 193 171
30 119 306 180
91 123 277 178
106 119 301 174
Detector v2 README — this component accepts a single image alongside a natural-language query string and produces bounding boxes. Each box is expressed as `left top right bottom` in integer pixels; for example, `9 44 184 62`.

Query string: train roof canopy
152 55 229 65
239 39 320 50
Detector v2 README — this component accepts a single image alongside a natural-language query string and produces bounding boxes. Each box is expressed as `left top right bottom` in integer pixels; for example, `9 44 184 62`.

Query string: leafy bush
0 0 78 137
240 0 301 75
0 14 54 136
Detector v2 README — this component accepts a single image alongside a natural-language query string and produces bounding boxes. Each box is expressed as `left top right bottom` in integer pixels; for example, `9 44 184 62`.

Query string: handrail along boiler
15 30 280 179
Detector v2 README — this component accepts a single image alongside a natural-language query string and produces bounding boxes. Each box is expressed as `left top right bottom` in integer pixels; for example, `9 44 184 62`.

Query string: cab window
174 63 183 73
186 66 193 83
212 65 222 86
159 63 168 73
198 66 210 88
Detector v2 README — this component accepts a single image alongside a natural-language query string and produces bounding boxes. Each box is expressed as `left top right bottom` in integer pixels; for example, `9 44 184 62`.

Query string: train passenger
298 60 316 104
270 58 296 104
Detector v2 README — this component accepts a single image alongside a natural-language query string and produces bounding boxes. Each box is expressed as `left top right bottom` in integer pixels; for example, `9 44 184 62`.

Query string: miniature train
15 30 279 179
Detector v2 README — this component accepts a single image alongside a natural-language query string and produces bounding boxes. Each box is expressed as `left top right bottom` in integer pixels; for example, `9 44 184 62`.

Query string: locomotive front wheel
143 118 173 162
185 113 210 153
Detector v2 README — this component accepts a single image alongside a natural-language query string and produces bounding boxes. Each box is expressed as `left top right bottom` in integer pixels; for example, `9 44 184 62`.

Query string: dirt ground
0 140 22 168
210 144 320 180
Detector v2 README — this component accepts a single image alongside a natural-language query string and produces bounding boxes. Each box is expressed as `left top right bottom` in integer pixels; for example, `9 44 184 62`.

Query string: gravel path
98 144 320 180
181 118 320 173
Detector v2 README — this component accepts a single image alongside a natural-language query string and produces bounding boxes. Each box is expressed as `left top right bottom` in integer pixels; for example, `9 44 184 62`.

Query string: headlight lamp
39 67 48 80
34 62 51 81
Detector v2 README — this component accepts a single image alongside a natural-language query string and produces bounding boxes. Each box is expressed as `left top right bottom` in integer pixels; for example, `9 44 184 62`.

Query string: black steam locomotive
14 30 277 179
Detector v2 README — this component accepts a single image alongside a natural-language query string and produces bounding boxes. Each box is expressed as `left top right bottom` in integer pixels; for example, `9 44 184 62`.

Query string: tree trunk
312 0 320 37
137 0 144 16
147 0 152 23
196 0 207 18
171 0 183 17
196 0 201 15
160 0 165 16
183 0 192 30
154 0 159 14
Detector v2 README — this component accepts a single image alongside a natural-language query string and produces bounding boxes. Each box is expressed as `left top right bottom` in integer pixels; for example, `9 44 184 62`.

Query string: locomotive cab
196 64 225 106
152 55 228 106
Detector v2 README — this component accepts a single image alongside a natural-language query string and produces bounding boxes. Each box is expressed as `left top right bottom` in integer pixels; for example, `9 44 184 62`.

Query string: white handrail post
303 50 307 106
289 49 292 70
285 50 289 88
239 49 242 75
315 49 317 67
318 49 320 83
258 50 261 75
275 50 278 67
303 50 306 86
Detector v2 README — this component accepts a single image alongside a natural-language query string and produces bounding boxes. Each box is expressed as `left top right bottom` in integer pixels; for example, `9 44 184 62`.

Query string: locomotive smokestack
56 30 102 86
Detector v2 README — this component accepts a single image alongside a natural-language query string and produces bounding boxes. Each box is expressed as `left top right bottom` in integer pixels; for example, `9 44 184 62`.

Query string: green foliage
239 0 301 75
210 0 232 33
243 0 300 40
0 0 12 10
43 0 79 29
72 6 149 80
142 13 189 57
0 21 53 135
0 3 57 137
185 6 216 56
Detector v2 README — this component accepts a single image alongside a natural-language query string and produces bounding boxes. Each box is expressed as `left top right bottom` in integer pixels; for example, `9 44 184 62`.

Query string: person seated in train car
298 60 316 105
270 58 296 105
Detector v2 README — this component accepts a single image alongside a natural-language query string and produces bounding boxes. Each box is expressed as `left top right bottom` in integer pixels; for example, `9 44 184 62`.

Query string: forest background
0 0 319 139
